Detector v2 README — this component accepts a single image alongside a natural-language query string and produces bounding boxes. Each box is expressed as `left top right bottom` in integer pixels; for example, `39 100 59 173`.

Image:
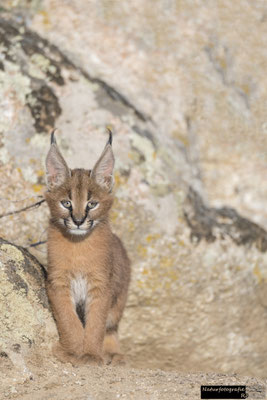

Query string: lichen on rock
0 238 56 375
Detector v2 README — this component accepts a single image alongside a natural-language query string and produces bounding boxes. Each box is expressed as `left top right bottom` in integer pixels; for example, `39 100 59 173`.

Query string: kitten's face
45 131 114 237
45 169 113 236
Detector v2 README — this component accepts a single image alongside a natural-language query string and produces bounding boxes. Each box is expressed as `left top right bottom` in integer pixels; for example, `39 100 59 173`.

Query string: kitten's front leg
47 284 84 358
83 290 110 364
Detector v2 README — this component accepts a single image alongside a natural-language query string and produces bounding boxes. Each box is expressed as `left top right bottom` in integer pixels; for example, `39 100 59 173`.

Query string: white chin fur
69 229 88 235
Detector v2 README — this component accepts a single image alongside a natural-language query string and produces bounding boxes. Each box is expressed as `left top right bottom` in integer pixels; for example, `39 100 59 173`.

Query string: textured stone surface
0 0 266 381
0 238 56 378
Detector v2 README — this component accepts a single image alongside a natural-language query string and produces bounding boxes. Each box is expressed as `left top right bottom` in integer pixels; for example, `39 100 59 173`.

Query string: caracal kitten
45 130 130 365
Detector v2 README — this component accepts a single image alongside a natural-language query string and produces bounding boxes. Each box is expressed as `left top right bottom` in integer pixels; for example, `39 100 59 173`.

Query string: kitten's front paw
52 342 74 364
60 335 84 357
104 352 125 366
82 353 104 366
52 342 86 366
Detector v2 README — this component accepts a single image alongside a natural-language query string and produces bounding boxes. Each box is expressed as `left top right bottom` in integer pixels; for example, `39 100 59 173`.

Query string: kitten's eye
87 201 98 209
61 200 72 209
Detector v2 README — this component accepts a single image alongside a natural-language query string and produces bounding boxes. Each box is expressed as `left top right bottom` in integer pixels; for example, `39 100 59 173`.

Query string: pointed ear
46 131 70 190
91 130 115 192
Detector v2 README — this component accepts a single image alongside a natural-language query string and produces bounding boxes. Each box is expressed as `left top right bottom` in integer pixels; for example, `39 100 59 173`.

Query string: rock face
0 1 267 380
0 238 56 376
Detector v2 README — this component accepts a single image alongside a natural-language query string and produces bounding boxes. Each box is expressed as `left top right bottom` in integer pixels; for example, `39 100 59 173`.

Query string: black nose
72 217 84 227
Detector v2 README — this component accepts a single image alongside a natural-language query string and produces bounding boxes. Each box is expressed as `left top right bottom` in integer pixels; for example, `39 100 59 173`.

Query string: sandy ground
1 353 266 400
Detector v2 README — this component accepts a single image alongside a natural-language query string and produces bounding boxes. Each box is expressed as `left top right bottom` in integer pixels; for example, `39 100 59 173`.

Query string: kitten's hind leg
104 292 128 365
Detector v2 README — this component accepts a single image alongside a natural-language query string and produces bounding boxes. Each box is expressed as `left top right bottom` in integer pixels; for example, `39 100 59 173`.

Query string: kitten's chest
49 234 105 270
47 227 112 290
70 275 91 305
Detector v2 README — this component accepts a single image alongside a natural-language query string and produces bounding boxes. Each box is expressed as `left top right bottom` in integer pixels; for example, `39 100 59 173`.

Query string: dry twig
27 240 47 248
0 198 46 219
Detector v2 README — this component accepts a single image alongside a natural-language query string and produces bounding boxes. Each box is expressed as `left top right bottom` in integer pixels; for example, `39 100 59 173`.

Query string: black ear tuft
107 128 113 146
51 129 57 145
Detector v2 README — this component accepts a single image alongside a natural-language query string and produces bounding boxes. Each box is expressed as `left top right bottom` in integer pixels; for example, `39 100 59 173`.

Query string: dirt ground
1 352 266 400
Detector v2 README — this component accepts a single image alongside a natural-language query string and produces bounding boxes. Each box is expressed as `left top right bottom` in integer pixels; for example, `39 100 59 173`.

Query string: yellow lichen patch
128 221 135 232
159 256 174 269
36 170 45 177
167 270 179 281
32 184 43 193
166 242 174 250
112 197 120 207
240 83 250 96
38 10 51 26
137 280 145 288
0 244 24 264
146 233 160 243
114 171 127 187
164 281 171 289
110 210 119 223
137 244 147 258
171 130 189 147
127 151 142 164
253 264 262 283
148 280 161 292
217 56 227 71
142 268 149 275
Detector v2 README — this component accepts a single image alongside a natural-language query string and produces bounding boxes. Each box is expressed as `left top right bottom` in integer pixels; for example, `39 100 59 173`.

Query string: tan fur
45 134 130 366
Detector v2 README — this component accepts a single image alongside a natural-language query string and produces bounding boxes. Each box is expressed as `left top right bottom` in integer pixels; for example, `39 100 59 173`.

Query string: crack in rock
184 187 267 251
